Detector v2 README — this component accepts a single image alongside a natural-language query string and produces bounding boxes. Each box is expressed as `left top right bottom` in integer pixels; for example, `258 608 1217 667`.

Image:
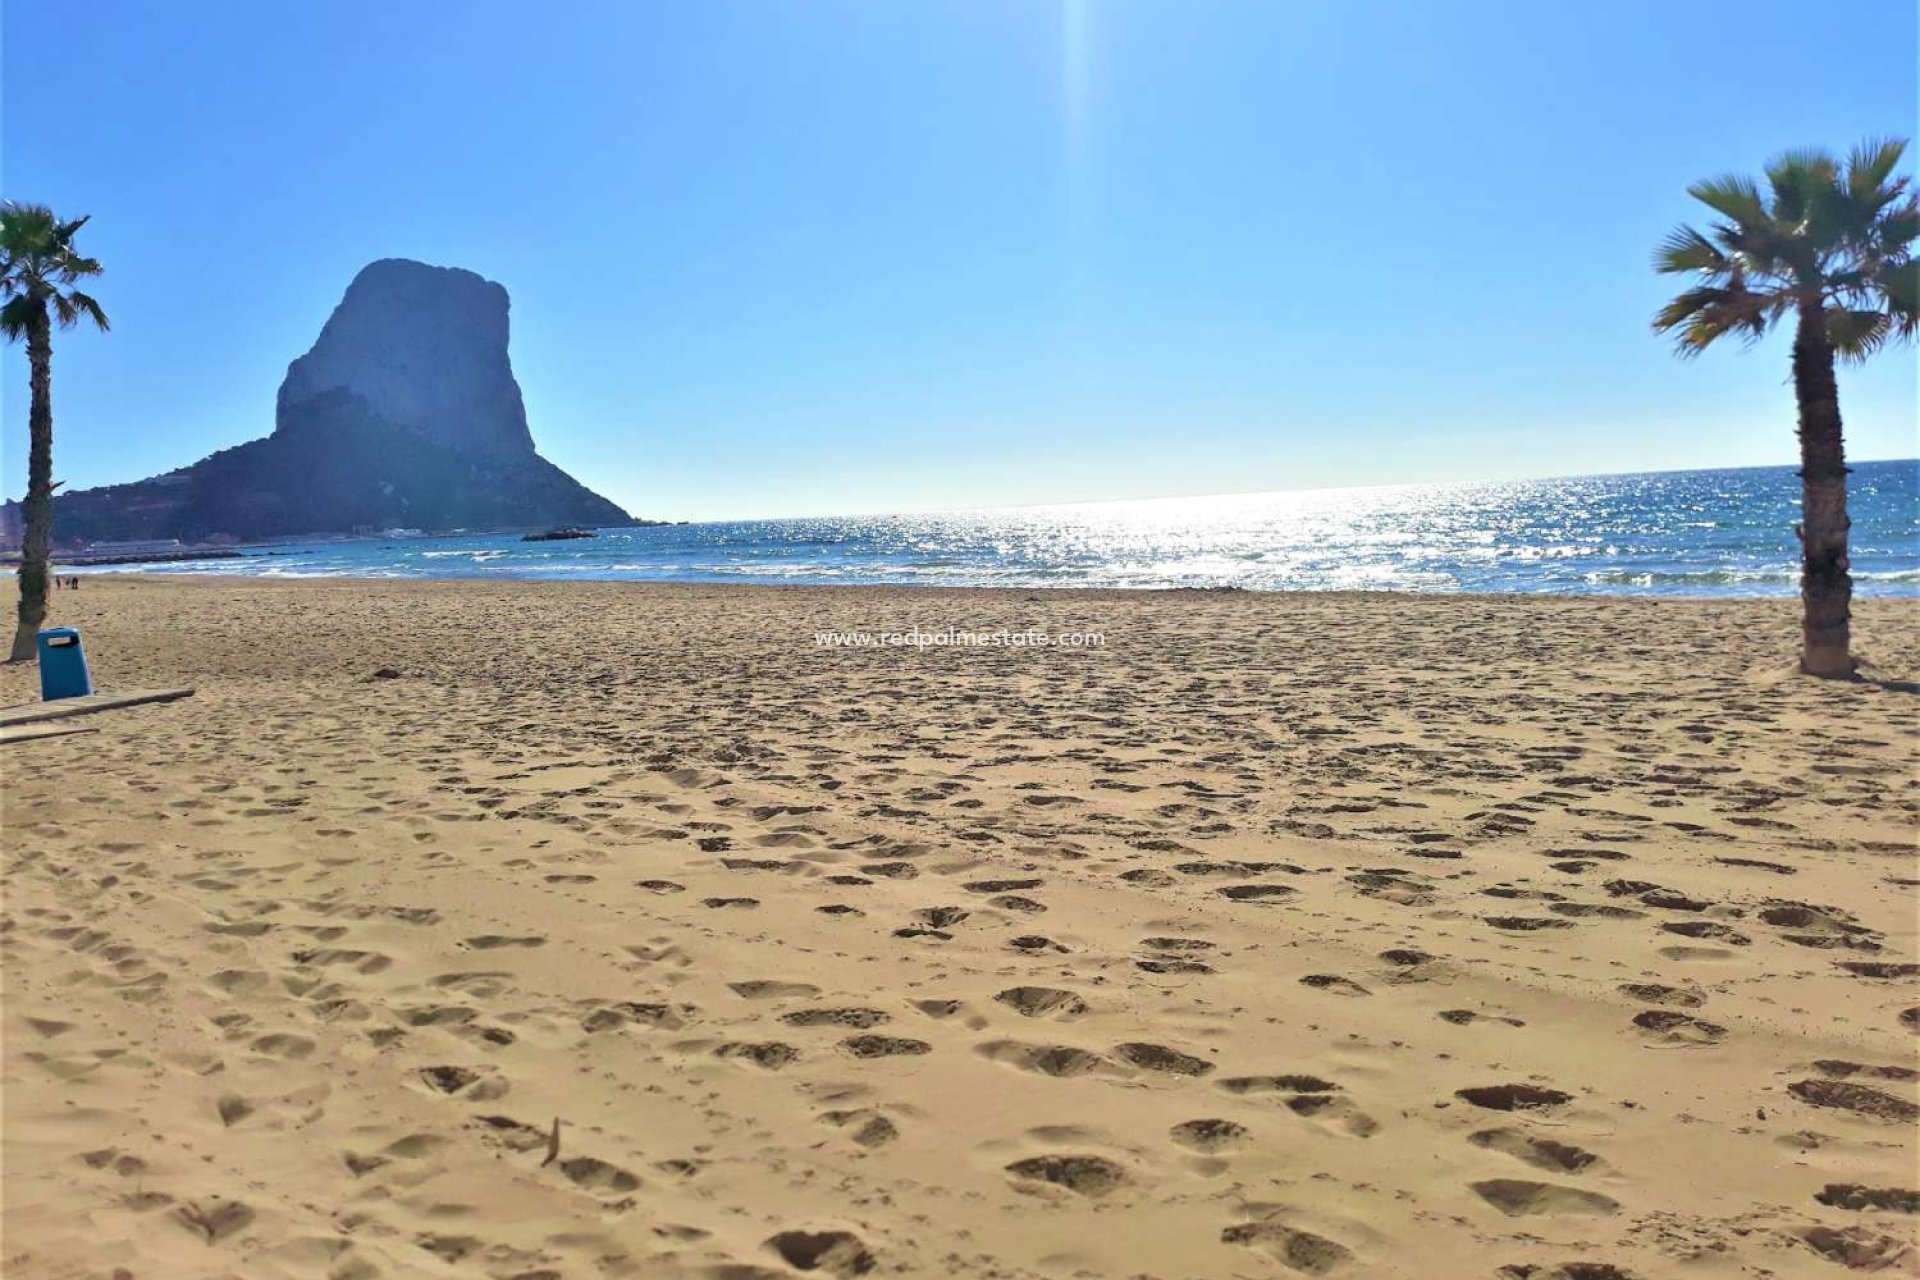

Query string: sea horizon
75 457 1920 597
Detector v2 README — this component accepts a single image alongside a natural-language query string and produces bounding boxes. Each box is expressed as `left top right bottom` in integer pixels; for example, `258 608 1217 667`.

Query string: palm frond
1707 218 1795 281
1688 174 1771 228
1 201 107 332
1846 137 1908 201
1653 224 1729 275
0 201 57 244
1660 137 1920 361
1870 203 1920 257
1652 282 1777 354
1765 147 1839 224
1881 260 1920 340
0 293 39 342
65 288 109 332
1826 307 1891 361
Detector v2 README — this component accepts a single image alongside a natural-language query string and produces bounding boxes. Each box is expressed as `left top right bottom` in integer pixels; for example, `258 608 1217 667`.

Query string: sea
81 460 1918 597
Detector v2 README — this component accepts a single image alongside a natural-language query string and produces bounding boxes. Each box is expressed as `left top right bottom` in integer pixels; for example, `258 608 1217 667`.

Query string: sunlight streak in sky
1062 0 1092 168
1058 0 1097 389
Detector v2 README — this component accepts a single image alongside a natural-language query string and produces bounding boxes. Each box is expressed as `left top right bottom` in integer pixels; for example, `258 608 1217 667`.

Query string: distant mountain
49 259 639 543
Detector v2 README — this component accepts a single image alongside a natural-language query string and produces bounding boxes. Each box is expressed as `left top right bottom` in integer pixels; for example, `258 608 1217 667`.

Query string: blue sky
4 0 1915 521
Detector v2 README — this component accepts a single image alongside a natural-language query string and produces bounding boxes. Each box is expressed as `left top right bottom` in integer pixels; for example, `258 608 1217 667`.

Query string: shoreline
3 577 1915 1279
47 569 1903 603
39 458 1920 598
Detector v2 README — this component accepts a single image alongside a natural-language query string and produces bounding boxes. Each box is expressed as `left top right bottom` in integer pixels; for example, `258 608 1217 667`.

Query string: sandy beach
2 576 1915 1280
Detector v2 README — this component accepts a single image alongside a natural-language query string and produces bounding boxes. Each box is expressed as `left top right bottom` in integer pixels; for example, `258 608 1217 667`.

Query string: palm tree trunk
8 306 53 664
1791 299 1853 678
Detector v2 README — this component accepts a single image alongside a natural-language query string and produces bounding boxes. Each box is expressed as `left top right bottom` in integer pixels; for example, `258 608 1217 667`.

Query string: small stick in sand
541 1116 561 1167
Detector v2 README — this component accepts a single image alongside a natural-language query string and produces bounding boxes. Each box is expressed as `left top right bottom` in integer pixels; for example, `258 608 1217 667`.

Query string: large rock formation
51 259 637 543
279 260 535 458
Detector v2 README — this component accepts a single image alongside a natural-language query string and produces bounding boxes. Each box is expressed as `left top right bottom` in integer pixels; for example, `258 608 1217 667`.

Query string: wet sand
3 577 1916 1279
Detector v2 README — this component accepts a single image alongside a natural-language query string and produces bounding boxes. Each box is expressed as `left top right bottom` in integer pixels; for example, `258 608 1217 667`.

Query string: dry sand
2 577 1916 1280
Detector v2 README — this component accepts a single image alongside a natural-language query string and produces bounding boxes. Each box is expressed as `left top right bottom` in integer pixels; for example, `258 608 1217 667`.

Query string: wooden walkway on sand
0 688 194 743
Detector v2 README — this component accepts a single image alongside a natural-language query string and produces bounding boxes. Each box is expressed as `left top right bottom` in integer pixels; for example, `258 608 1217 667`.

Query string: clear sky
4 0 1915 521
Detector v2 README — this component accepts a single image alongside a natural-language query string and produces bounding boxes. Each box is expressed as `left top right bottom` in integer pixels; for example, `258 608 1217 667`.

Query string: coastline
3 577 1916 1278
48 459 1920 597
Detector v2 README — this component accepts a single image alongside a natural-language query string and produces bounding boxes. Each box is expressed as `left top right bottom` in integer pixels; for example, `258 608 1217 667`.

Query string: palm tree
1654 139 1917 678
2 202 109 663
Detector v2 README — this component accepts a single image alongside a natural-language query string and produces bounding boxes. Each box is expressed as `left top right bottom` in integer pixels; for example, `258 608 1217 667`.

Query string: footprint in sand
1659 920 1749 946
765 1229 876 1278
1787 1078 1919 1122
418 1065 489 1095
782 1007 891 1029
290 947 392 974
557 1154 641 1194
713 1041 802 1069
1138 954 1214 974
1221 1077 1376 1137
993 987 1088 1019
818 1108 900 1147
582 1001 697 1032
1219 883 1297 903
464 935 546 950
473 1114 550 1153
1618 982 1703 1007
1169 1118 1250 1152
1136 932 1213 971
964 877 1043 894
861 861 919 879
976 1040 1118 1078
1632 1009 1728 1046
1219 1073 1340 1095
720 858 788 873
1455 1084 1573 1113
729 980 821 1000
1795 1228 1915 1273
841 1034 932 1058
1221 1219 1353 1275
1838 961 1920 983
1471 1178 1619 1216
1437 1009 1526 1027
1468 1128 1602 1173
914 999 963 1019
1005 1154 1130 1198
1485 915 1575 933
432 974 514 1005
173 1198 256 1244
1376 948 1453 985
248 1032 315 1060
1815 1184 1920 1212
1113 1042 1213 1077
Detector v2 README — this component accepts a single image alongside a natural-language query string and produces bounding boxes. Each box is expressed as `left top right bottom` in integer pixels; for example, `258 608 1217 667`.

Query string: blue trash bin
38 627 93 701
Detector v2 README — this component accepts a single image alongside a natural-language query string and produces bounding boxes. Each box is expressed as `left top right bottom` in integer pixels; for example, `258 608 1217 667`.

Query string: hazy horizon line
686 455 1920 527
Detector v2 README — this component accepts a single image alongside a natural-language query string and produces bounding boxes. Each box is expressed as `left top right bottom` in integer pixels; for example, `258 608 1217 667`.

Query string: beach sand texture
2 578 1915 1279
